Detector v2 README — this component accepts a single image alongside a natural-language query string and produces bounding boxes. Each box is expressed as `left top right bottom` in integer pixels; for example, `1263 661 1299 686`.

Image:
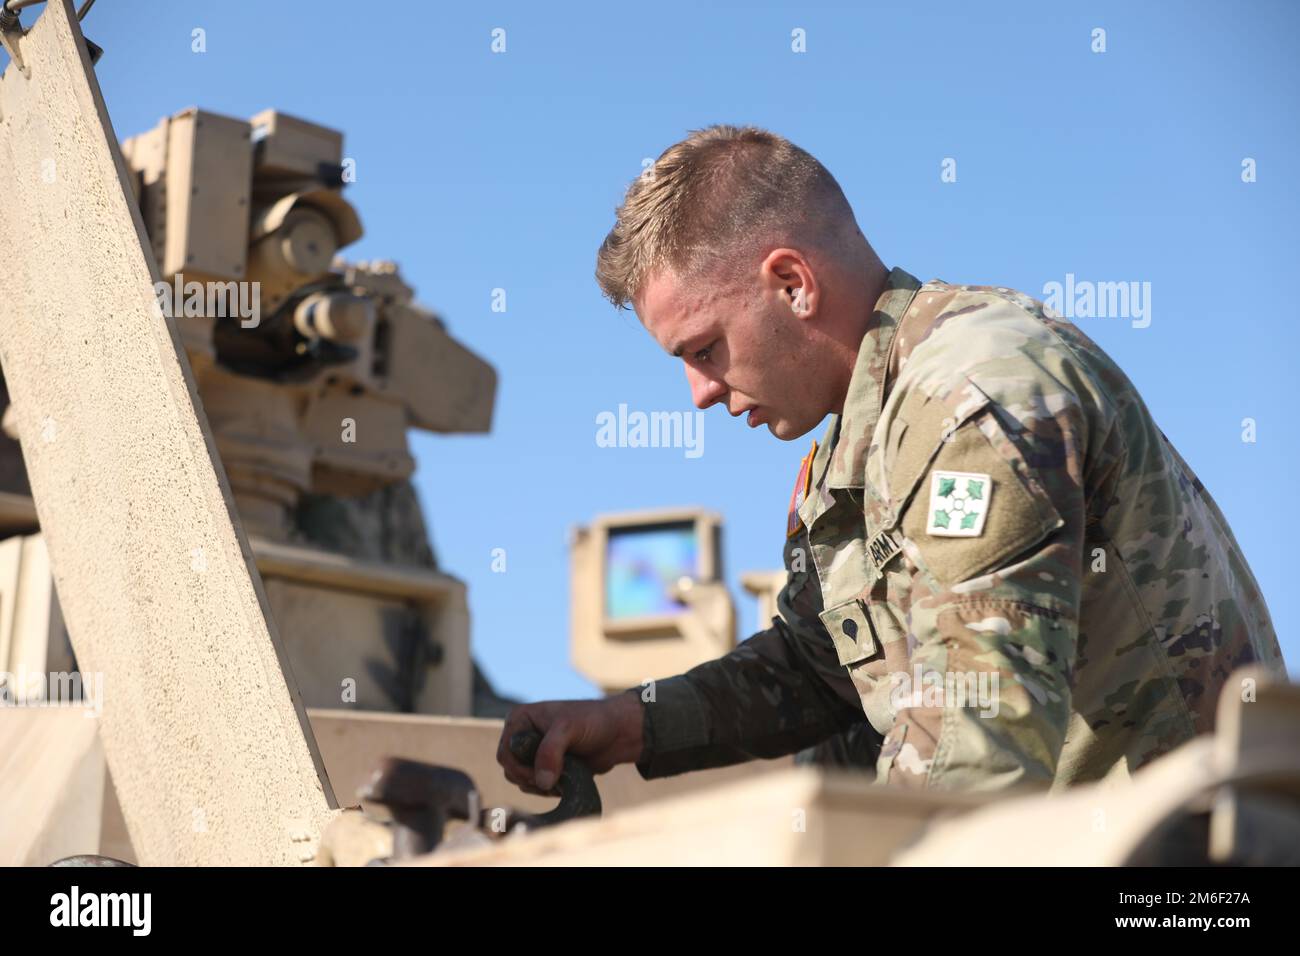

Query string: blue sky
75 0 1298 699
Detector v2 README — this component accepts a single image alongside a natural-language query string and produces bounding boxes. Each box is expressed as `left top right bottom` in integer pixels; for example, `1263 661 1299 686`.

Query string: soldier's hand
496 693 645 796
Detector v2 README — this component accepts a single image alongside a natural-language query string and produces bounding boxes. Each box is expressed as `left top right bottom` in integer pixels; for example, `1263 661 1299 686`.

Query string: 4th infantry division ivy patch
926 470 992 537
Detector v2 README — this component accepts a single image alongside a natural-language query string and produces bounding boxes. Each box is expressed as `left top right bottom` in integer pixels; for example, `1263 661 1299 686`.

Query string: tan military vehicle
0 0 1295 867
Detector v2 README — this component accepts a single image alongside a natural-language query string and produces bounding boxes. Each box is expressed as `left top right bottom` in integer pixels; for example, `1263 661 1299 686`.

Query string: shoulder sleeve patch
897 406 1064 587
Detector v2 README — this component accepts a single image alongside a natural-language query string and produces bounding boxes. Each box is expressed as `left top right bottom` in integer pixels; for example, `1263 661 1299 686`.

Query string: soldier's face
635 265 832 440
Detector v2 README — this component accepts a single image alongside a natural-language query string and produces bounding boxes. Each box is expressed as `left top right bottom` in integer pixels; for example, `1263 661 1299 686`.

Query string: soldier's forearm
632 624 862 779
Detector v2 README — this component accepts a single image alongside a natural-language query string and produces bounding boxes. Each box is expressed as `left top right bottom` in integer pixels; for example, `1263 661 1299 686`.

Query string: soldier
497 125 1285 793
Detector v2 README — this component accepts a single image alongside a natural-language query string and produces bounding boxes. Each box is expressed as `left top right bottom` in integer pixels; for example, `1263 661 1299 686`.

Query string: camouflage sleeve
633 531 865 779
871 357 1091 791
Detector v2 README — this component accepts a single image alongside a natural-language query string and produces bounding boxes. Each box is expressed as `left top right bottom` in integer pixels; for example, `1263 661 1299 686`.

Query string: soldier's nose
685 364 726 410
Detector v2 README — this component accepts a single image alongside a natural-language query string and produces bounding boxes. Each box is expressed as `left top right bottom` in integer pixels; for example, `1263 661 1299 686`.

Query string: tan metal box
250 109 344 179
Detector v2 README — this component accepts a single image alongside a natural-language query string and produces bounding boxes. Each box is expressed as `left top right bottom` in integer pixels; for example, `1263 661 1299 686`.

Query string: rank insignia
925 470 992 537
786 440 818 538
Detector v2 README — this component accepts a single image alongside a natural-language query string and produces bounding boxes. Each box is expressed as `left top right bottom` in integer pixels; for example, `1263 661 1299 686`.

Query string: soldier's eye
693 342 715 363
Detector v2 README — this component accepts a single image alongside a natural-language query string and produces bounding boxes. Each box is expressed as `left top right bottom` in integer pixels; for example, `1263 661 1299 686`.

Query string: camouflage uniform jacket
634 267 1284 790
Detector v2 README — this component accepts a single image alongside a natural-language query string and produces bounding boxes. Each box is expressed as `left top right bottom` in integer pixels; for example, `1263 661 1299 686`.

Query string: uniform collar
820 266 923 490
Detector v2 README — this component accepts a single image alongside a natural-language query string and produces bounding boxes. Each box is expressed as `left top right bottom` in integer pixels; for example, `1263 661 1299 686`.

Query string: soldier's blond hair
595 125 859 311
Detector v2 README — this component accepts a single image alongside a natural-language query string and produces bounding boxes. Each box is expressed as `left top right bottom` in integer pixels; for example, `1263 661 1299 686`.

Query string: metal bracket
1 0 102 79
0 3 29 78
355 740 604 863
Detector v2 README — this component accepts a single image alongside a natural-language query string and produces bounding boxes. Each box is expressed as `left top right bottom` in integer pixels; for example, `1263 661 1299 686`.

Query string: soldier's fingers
500 706 566 793
496 727 518 770
496 707 539 771
532 721 573 792
496 732 515 773
498 745 534 787
502 766 537 791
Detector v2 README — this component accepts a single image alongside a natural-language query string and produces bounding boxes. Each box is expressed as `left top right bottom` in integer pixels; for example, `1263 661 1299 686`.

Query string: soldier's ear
786 285 810 315
759 249 813 313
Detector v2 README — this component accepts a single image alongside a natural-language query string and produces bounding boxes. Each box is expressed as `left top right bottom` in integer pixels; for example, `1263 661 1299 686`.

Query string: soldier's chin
769 417 800 441
770 414 819 441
